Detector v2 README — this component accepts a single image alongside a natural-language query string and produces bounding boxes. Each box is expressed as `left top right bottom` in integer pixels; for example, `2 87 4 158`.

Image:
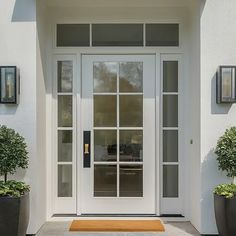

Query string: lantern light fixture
0 66 19 104
217 66 236 104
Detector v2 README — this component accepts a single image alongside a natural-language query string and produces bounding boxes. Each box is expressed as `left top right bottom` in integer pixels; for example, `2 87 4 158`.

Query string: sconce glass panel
0 67 17 104
217 66 236 103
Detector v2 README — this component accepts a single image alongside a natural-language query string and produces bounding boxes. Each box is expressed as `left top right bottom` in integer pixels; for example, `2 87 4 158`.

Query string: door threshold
50 214 188 222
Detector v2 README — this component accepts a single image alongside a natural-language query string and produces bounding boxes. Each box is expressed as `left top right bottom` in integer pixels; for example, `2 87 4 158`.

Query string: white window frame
52 54 77 214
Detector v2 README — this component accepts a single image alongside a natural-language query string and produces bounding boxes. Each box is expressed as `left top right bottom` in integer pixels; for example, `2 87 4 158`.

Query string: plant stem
4 173 7 183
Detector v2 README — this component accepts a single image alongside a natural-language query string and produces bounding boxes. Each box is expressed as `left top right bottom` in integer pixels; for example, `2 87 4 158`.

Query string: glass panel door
81 55 156 214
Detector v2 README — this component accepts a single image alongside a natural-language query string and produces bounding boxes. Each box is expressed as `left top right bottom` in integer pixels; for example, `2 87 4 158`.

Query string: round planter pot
214 193 236 236
0 193 29 236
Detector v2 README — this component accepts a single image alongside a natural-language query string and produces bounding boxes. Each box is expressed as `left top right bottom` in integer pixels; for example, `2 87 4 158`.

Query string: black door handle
83 131 91 168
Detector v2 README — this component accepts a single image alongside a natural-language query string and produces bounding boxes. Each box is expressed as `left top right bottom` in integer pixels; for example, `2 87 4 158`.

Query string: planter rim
214 193 236 199
0 191 29 199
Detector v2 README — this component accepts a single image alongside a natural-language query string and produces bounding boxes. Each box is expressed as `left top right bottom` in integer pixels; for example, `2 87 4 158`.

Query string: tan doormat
69 220 165 232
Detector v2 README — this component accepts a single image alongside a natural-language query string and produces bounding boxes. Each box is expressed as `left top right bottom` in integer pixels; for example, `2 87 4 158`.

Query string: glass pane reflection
94 95 117 127
120 95 143 127
94 165 117 197
94 62 117 93
120 130 143 162
120 165 143 197
94 130 117 162
119 62 143 92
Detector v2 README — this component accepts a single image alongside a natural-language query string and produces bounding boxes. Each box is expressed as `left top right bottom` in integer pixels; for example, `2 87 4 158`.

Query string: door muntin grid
93 61 143 198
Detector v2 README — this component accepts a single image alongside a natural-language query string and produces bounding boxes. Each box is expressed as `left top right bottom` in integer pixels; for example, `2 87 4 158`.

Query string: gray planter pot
0 193 29 236
214 193 236 236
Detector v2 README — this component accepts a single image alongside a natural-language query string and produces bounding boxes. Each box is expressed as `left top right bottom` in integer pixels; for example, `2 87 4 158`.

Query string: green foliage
215 127 236 178
214 184 236 199
0 125 29 180
0 180 30 197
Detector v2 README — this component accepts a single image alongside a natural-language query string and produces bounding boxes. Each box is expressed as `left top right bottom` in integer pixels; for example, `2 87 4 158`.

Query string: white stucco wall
200 0 236 234
0 0 46 234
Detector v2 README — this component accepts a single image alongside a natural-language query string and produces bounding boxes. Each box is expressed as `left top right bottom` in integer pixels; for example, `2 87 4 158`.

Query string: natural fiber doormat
69 220 165 232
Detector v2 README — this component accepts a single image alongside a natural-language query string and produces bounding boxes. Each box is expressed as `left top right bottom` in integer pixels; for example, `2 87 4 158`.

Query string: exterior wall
200 0 236 234
0 0 46 234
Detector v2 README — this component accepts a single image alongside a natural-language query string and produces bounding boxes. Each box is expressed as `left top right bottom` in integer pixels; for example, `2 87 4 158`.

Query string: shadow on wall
12 0 36 22
201 148 232 233
211 72 232 114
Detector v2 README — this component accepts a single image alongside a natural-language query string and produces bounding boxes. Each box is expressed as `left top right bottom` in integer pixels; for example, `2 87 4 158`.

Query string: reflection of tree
119 62 143 92
58 61 73 92
59 96 72 127
94 62 117 92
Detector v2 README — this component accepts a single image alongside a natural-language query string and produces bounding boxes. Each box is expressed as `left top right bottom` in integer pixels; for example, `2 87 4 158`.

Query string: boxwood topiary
214 127 236 198
0 125 30 197
215 127 236 179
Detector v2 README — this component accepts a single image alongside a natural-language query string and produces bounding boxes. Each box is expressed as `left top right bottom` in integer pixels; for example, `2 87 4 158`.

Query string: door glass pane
58 61 73 92
57 24 90 47
163 61 178 92
120 130 143 162
163 95 178 127
120 95 143 127
93 62 117 93
163 130 178 162
94 130 117 162
94 95 117 127
94 165 117 197
163 165 178 198
146 24 179 46
119 62 143 92
58 165 72 197
92 24 143 46
58 95 72 127
120 165 143 197
58 130 72 162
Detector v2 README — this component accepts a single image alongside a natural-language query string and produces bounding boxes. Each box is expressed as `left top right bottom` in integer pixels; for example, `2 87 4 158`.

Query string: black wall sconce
217 66 236 104
0 66 19 104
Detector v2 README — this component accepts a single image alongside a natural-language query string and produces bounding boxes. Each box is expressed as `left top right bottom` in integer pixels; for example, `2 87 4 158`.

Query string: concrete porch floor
36 221 200 236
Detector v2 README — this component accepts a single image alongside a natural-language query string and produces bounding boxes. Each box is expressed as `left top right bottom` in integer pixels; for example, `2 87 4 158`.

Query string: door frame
76 51 161 215
50 48 185 218
80 54 157 214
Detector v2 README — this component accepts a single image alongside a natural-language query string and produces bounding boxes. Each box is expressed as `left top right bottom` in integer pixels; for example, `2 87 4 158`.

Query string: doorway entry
81 55 157 214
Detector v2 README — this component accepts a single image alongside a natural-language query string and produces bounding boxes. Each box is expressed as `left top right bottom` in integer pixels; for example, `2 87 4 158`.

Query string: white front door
81 55 157 214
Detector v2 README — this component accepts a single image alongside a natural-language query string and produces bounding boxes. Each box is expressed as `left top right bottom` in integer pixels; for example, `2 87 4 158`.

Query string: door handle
84 143 89 154
83 131 91 168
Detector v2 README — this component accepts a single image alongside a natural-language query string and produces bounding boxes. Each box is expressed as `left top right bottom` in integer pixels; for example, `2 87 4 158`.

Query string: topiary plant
0 125 29 183
215 127 236 185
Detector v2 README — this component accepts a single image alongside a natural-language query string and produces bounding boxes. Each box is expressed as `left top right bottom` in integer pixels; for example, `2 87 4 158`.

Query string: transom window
56 23 179 47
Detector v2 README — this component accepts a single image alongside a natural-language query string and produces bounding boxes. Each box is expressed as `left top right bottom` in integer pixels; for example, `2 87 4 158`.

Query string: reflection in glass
58 61 73 92
163 165 178 198
119 62 143 92
58 130 72 162
94 62 117 92
163 61 178 92
94 165 117 197
0 67 16 103
92 24 143 46
222 68 233 98
120 95 143 127
58 165 72 197
120 131 143 162
120 165 143 197
57 24 90 47
94 95 117 127
94 130 117 162
58 95 72 127
146 24 179 46
163 130 178 162
163 95 178 127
